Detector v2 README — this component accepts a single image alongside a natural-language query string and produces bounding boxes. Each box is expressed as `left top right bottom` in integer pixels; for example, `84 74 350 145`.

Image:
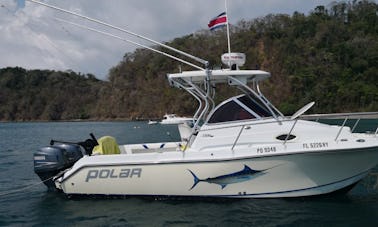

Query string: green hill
0 67 104 121
0 0 377 121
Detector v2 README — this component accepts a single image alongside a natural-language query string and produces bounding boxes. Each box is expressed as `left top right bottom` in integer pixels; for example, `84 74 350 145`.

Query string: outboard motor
54 144 83 167
34 144 83 190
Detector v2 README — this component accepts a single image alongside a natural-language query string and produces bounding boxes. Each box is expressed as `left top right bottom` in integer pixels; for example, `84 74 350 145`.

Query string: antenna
25 0 209 68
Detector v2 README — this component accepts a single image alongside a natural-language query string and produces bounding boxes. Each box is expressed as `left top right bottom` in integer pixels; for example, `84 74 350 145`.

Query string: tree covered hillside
0 67 104 121
0 0 377 121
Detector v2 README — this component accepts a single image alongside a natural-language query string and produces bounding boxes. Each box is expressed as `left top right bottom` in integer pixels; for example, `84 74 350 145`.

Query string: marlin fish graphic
188 165 266 190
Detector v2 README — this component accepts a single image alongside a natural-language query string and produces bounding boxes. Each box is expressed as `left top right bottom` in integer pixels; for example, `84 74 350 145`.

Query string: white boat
148 120 158 125
33 65 378 198
160 114 193 125
30 1 378 198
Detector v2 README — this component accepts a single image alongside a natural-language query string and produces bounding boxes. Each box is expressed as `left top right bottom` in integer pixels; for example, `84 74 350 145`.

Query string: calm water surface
0 121 377 226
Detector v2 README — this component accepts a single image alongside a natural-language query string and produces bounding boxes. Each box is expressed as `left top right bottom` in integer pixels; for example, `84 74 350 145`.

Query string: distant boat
160 114 193 125
147 120 158 125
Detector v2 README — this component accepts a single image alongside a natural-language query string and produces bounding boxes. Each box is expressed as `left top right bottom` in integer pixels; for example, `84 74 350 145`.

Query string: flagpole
225 0 231 67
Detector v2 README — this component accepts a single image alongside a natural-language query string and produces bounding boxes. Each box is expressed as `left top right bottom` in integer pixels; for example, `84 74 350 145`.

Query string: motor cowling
54 144 83 168
34 144 83 190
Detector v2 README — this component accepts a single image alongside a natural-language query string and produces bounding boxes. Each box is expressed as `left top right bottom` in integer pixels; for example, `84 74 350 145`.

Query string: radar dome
221 53 246 69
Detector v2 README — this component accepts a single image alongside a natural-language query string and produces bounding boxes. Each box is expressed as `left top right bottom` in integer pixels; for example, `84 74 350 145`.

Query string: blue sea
0 121 377 226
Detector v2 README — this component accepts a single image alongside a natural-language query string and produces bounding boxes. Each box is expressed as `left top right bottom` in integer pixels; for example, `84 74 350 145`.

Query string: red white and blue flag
208 12 227 30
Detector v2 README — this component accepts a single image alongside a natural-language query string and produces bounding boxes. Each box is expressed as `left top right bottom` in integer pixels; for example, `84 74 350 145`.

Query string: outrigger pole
25 0 209 69
54 18 205 71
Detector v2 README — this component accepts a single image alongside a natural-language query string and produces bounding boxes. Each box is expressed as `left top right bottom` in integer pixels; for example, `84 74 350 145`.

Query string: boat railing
191 112 378 152
300 112 378 141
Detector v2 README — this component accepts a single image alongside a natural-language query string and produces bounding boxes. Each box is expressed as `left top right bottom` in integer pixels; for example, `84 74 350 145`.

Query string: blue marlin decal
188 165 266 190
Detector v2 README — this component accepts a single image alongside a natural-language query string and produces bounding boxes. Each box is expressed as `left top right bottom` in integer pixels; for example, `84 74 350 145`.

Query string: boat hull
56 146 378 198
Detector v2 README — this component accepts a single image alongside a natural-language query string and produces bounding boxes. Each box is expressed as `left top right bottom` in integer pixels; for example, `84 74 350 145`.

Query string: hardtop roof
167 69 270 84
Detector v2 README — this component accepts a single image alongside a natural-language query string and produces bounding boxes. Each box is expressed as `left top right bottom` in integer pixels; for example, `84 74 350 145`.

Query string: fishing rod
54 17 205 71
25 0 209 68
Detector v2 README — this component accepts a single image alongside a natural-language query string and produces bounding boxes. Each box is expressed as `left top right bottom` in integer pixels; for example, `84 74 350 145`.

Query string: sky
0 0 337 80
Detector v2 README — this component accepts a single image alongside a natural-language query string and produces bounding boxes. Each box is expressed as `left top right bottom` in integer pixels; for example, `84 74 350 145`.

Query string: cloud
0 0 334 79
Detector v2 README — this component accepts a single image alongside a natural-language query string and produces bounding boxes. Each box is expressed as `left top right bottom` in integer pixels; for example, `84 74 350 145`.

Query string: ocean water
0 121 377 226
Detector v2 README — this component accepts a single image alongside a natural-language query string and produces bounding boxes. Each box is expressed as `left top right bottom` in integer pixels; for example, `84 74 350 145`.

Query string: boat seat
92 136 120 155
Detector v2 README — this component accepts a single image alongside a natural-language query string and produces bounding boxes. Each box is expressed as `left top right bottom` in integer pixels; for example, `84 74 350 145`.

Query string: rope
0 176 54 197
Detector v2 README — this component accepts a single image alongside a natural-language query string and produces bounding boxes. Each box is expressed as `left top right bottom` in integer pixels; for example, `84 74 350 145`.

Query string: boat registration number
256 146 277 154
303 142 328 149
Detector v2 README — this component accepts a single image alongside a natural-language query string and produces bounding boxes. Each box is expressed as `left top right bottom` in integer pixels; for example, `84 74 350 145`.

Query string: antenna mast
225 0 231 59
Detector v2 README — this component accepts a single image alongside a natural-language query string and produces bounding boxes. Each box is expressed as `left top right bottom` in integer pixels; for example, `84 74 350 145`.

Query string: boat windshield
237 95 272 117
207 95 273 124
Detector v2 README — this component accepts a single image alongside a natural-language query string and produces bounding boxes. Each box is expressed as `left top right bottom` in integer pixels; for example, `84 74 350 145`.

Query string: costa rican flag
208 12 227 30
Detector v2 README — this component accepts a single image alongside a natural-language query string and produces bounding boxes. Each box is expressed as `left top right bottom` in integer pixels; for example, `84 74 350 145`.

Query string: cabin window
208 100 255 123
237 95 272 117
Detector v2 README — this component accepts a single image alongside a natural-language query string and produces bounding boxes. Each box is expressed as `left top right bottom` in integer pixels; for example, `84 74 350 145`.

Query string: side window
238 95 272 117
208 100 255 123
